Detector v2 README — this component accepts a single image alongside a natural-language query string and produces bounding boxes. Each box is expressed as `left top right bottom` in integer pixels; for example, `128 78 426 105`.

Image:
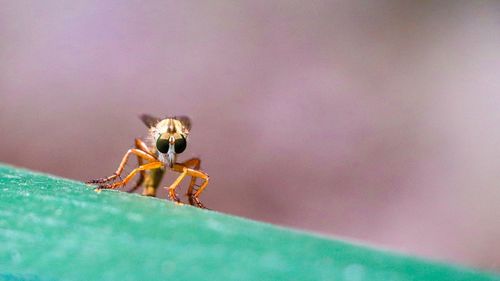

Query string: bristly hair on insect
86 114 209 208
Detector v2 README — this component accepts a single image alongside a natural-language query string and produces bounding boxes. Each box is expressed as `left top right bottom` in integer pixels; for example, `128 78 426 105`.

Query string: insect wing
140 114 161 128
176 116 191 131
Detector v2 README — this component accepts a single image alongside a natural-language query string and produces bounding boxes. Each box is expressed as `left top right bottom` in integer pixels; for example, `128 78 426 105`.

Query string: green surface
0 164 498 281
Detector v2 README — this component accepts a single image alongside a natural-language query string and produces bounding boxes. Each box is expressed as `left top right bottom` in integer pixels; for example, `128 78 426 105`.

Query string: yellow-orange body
87 115 209 208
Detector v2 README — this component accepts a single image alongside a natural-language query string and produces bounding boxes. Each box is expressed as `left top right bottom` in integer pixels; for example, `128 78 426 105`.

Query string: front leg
166 166 188 203
180 158 202 206
126 138 157 193
96 161 163 190
166 164 209 208
86 148 157 185
185 168 209 209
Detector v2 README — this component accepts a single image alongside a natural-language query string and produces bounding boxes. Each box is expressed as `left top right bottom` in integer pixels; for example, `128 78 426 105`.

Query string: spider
87 114 209 208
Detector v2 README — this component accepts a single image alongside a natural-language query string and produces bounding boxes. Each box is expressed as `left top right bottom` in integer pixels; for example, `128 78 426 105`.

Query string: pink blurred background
1 1 499 270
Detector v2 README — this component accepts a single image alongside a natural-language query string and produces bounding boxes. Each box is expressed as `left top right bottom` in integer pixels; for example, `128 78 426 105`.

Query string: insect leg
184 168 209 209
135 138 154 154
97 161 163 190
127 138 156 193
166 168 188 203
87 148 157 184
181 158 201 206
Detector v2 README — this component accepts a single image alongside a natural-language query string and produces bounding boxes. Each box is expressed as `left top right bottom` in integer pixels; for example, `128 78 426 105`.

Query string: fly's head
149 117 190 168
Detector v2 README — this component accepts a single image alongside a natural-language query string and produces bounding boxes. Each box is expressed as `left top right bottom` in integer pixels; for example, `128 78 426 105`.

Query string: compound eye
174 136 187 153
156 138 169 153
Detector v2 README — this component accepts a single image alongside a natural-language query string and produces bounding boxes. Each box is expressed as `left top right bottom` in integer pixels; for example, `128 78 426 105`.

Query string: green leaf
0 164 497 281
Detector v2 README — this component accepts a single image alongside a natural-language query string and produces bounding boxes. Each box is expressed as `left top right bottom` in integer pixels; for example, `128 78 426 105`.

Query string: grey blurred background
1 0 499 270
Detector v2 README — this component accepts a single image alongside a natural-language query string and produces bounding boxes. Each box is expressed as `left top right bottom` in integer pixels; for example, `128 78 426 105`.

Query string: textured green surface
0 164 498 281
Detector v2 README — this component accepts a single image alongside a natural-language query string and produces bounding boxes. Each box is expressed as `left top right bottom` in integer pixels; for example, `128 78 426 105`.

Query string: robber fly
87 114 209 208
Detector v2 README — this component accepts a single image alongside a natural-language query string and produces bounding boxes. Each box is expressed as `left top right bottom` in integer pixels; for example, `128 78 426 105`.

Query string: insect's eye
174 136 187 153
156 138 169 153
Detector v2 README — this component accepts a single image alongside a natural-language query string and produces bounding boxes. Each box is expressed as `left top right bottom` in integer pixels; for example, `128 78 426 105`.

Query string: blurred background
1 0 499 270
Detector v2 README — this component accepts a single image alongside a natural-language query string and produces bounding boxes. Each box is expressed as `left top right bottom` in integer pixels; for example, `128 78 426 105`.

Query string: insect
86 114 209 208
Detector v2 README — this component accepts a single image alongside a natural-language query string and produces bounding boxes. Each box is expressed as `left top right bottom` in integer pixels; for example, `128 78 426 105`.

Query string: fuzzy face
149 118 190 168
